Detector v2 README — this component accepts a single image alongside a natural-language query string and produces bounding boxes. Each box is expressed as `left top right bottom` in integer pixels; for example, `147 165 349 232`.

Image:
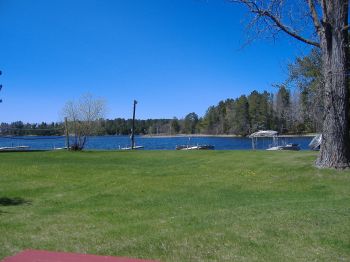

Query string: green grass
0 151 349 261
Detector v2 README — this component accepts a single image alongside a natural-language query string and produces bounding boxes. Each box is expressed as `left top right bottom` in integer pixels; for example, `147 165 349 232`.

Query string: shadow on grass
0 197 31 206
0 197 31 215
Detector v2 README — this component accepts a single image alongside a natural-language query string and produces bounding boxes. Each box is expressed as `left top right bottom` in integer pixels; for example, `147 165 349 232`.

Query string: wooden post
64 117 70 150
131 100 137 149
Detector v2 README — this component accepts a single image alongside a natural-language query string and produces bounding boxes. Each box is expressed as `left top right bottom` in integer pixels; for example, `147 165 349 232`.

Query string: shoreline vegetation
1 86 324 138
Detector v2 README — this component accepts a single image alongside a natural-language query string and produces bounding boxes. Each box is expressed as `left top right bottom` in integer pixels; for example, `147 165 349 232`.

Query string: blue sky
0 0 310 122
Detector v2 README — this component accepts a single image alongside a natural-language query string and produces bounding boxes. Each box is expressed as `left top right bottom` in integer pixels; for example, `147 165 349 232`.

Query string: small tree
63 94 106 150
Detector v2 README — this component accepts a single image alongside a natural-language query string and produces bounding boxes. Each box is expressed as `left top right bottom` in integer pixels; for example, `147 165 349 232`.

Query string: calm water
0 135 314 150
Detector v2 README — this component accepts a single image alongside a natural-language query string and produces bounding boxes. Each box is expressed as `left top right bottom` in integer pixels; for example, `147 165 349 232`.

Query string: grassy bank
0 151 349 261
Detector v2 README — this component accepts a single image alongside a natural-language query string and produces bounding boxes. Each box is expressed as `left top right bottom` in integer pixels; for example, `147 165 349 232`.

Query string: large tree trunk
316 0 350 168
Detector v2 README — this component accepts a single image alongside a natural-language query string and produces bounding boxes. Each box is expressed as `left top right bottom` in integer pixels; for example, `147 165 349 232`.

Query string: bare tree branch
307 0 322 35
229 0 321 47
63 94 106 150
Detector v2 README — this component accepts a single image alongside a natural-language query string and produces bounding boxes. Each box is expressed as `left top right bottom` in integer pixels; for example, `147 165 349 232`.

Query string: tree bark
315 0 350 168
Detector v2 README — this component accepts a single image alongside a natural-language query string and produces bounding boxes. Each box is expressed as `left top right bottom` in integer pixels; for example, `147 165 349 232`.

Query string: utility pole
131 100 137 149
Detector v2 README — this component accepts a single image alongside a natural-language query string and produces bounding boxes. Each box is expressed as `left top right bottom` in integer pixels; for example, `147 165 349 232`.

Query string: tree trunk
316 0 350 168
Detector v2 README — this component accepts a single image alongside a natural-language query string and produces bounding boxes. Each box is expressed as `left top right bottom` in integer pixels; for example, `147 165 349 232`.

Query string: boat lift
249 130 278 150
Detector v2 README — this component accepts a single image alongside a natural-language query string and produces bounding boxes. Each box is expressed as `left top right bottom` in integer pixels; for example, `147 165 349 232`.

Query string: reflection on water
0 135 313 150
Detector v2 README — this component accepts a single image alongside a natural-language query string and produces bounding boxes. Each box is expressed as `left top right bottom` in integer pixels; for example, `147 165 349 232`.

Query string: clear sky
0 0 310 123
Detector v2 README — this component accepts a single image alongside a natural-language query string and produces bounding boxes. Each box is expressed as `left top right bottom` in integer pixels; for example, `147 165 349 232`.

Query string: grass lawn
0 150 349 261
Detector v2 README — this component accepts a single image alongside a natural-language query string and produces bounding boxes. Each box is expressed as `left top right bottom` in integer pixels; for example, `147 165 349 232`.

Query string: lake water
0 135 314 150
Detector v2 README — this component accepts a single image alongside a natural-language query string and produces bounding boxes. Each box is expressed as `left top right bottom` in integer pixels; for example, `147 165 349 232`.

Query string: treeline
196 48 324 136
0 85 320 137
0 48 324 137
0 121 64 136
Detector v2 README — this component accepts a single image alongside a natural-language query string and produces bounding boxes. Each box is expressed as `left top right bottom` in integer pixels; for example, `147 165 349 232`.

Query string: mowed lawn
0 151 349 261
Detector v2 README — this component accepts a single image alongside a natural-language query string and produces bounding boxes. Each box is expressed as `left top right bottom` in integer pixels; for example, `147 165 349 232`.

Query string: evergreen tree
232 95 250 136
170 117 180 134
275 86 290 133
183 112 199 134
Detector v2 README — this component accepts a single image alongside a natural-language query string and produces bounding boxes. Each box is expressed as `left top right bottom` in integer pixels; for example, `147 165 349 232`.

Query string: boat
120 145 144 150
0 147 15 151
0 145 30 151
53 146 68 150
15 145 30 149
197 145 215 150
266 143 300 151
176 144 214 150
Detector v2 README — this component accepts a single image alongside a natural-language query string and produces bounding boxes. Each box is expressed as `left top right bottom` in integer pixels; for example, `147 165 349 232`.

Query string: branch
261 9 320 47
229 0 320 48
320 0 328 23
307 0 322 35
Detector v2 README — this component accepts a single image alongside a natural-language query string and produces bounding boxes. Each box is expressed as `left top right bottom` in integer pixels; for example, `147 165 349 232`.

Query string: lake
0 135 314 150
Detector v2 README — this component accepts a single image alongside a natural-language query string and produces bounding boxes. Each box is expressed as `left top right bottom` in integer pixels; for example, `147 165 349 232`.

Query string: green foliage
232 95 250 136
1 151 350 261
247 91 273 132
287 49 323 132
275 86 291 133
200 106 221 134
183 112 199 134
0 121 64 136
170 117 180 134
199 92 274 136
